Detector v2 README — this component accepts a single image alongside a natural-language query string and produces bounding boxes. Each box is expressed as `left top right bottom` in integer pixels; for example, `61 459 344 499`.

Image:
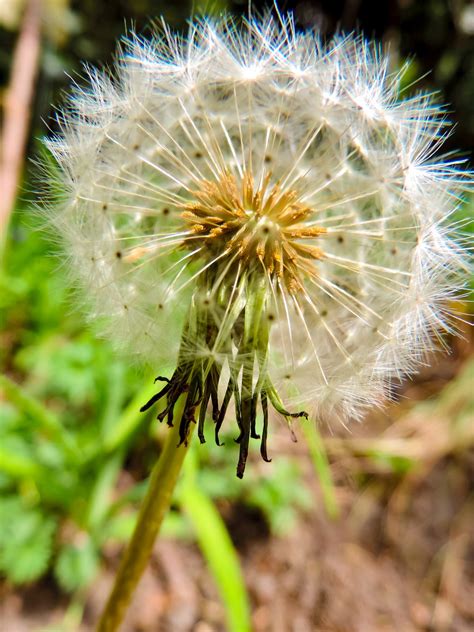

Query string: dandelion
44 11 472 629
45 12 470 480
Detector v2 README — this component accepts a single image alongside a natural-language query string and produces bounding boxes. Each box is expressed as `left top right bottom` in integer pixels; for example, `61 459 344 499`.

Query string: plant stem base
97 396 191 632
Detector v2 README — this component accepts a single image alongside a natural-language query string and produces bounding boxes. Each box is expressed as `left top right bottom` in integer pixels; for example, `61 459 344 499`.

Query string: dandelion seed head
45 12 471 476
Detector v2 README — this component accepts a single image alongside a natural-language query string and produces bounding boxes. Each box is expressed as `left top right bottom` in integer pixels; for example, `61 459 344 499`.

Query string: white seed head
45 13 471 474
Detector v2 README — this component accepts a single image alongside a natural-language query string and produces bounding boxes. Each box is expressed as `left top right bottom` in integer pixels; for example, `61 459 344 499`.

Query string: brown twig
0 0 42 235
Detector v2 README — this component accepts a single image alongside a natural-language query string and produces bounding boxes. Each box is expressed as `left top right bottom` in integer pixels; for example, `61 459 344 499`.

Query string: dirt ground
1 330 473 632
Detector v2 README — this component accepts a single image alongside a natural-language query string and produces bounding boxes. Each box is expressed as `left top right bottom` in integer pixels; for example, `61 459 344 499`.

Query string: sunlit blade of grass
99 362 127 439
38 595 85 632
0 447 41 478
0 373 80 460
180 485 252 632
86 452 124 530
179 449 251 632
301 420 340 520
102 375 165 452
61 597 85 632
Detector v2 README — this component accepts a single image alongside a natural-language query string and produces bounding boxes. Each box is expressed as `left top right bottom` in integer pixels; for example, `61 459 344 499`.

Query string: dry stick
0 0 42 235
97 395 194 632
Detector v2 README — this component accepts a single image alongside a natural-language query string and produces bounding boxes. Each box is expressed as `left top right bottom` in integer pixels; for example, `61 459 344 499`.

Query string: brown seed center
181 171 326 292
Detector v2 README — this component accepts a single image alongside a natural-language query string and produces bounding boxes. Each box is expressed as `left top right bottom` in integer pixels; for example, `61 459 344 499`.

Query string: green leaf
54 536 99 592
366 450 414 474
246 460 312 535
0 373 79 460
0 498 56 584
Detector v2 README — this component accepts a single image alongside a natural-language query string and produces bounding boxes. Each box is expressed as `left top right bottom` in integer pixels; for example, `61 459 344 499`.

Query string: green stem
96 395 193 632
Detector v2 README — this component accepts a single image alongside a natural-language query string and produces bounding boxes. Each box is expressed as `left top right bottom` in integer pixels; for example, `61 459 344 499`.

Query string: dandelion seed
45 13 471 477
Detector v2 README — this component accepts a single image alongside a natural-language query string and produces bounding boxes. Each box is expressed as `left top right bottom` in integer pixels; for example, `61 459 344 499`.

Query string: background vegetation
1 1 473 630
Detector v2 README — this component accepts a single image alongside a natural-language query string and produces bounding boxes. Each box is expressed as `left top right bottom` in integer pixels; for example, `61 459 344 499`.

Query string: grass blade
301 420 340 520
180 452 251 632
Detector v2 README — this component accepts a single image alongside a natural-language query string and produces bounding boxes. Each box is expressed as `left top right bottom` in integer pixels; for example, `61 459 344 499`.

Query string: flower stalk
97 395 193 632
